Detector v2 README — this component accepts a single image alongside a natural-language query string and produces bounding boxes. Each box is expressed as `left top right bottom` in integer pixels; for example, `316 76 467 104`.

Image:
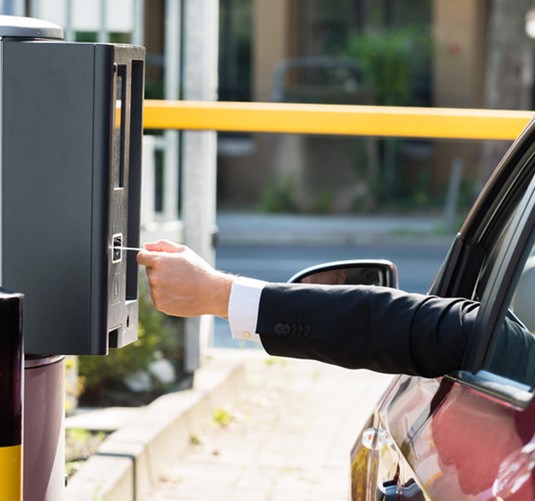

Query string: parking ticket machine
0 16 144 356
0 15 145 500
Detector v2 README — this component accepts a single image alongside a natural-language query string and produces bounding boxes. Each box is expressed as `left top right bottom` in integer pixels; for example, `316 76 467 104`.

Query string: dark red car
291 118 535 499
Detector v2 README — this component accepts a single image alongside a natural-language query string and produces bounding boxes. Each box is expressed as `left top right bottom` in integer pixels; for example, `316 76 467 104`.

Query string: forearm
255 284 479 378
206 271 235 319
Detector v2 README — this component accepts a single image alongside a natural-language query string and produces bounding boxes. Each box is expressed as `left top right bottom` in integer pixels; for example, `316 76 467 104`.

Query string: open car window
482 236 535 389
473 209 519 301
437 146 535 303
459 174 535 402
472 172 535 302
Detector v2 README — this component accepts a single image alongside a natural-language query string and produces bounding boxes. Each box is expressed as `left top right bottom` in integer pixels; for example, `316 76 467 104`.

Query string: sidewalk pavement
146 352 392 501
66 350 392 501
215 211 456 246
66 350 248 500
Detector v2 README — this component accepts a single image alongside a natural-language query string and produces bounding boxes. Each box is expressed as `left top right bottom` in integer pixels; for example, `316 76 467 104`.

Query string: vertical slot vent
113 65 127 188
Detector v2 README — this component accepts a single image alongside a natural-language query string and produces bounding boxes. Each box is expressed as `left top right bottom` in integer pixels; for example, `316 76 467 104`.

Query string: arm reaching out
136 241 535 379
136 240 235 318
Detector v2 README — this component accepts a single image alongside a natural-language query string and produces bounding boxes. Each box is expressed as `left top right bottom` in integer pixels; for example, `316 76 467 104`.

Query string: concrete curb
65 350 249 501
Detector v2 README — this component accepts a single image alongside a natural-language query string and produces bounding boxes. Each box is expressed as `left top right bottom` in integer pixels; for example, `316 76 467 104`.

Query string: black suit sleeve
256 284 480 378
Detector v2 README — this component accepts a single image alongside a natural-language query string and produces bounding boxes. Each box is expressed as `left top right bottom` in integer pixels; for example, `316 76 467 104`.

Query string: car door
351 120 535 500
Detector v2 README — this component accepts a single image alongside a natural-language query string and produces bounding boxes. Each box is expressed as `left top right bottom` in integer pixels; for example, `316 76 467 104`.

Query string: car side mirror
288 260 399 288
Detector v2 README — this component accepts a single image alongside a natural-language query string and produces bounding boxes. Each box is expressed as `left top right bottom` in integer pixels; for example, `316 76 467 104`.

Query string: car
289 118 535 499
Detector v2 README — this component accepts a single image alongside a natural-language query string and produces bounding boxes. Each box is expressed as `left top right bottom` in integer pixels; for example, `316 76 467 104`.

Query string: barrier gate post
0 290 23 501
0 14 144 500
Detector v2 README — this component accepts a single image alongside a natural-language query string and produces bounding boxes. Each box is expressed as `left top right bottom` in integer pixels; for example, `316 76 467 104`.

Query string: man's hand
136 240 235 319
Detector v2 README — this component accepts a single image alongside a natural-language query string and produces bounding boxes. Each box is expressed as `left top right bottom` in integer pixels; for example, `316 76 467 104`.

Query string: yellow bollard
0 445 22 500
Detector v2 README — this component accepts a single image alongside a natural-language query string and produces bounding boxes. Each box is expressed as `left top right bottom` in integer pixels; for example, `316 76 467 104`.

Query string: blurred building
218 0 529 213
24 0 532 213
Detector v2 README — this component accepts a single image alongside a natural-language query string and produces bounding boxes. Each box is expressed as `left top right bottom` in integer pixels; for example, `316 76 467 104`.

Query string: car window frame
454 175 535 407
430 126 535 301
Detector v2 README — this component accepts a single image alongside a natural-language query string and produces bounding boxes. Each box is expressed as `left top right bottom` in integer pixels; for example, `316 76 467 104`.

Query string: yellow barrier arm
143 100 534 141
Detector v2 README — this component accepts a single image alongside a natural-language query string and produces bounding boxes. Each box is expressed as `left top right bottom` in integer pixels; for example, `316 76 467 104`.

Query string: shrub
258 175 298 213
78 276 185 405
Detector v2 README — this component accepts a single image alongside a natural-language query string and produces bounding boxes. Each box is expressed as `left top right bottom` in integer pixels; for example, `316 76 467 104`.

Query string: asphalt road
213 240 451 348
216 242 450 291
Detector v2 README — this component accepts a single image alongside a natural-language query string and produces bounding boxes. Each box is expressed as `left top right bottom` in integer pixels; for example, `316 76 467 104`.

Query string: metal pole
98 0 107 43
182 0 219 371
164 0 181 222
132 0 145 46
2 0 23 15
23 356 65 501
28 0 38 17
443 157 464 231
64 0 74 42
0 291 24 501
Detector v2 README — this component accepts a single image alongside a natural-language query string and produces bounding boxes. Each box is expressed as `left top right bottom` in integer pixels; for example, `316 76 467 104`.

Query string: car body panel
361 374 535 500
351 375 535 499
348 118 535 500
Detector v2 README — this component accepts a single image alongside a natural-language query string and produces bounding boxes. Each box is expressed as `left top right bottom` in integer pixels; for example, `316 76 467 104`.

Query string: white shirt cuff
228 276 267 342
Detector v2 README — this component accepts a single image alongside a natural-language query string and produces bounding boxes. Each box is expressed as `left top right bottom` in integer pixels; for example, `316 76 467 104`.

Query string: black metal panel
1 41 144 355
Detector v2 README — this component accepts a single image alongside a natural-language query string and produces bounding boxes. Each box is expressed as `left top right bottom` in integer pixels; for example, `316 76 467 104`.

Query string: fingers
144 240 183 253
136 250 153 267
136 240 186 268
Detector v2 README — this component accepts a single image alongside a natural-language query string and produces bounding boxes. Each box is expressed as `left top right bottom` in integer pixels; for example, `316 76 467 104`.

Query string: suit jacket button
274 323 284 334
282 324 291 335
304 325 311 336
